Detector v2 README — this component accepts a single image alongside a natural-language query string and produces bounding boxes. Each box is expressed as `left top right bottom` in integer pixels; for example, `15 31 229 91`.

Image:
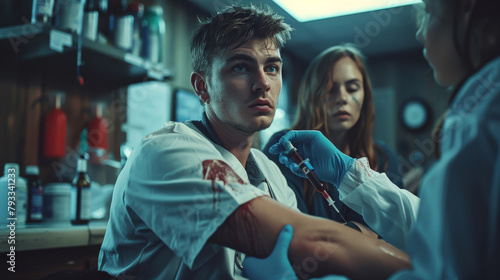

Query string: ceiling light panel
273 0 422 22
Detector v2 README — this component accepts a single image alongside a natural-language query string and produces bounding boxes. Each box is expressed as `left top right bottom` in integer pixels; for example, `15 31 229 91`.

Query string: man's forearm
210 196 411 279
288 221 410 279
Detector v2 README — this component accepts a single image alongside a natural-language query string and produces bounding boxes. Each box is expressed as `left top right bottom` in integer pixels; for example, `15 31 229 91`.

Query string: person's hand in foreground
243 224 350 280
242 224 296 280
269 130 355 187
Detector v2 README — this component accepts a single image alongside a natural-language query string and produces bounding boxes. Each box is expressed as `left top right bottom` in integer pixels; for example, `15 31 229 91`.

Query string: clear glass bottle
71 154 91 225
25 165 44 223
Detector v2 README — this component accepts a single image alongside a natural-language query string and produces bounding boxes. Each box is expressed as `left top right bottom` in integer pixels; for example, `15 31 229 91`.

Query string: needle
284 140 347 223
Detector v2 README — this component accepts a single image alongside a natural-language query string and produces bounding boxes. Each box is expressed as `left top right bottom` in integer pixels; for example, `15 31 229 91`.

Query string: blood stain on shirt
202 160 245 209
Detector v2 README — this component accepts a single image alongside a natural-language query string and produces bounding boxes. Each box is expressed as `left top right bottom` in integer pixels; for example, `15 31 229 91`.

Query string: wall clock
400 99 432 132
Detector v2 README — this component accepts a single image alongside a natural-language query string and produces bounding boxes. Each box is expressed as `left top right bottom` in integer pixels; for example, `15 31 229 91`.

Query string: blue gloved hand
242 225 297 280
242 224 351 280
268 130 355 187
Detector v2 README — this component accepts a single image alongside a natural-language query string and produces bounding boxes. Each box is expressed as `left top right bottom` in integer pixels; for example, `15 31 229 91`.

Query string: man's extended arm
210 196 411 280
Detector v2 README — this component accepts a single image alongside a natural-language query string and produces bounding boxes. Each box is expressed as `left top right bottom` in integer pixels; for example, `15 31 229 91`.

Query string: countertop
0 220 107 252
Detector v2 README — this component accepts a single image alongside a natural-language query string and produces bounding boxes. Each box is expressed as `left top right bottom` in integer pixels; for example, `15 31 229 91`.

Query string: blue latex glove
242 225 297 280
268 130 355 187
243 224 350 280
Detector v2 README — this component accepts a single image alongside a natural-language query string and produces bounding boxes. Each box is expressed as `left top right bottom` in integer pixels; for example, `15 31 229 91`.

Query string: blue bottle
26 165 44 223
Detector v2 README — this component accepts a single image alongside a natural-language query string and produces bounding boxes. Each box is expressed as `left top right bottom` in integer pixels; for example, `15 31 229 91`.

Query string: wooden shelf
0 24 172 91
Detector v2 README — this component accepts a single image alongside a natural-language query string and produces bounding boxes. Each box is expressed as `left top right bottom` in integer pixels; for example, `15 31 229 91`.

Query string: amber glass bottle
71 154 91 225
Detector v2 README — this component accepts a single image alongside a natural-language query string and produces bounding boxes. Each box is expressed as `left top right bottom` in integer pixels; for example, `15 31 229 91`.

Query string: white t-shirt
99 121 298 280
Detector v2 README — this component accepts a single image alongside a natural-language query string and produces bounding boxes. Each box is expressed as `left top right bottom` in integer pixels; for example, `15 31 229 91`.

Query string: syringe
284 140 347 223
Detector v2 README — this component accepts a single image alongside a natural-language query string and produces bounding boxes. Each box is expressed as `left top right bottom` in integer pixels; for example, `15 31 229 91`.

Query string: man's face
204 38 282 134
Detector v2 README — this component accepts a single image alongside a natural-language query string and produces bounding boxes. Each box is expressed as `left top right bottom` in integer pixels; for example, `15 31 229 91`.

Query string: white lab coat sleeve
123 126 269 270
338 158 420 251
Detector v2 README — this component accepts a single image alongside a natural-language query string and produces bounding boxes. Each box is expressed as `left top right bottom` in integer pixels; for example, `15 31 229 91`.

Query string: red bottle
88 103 108 151
44 94 66 158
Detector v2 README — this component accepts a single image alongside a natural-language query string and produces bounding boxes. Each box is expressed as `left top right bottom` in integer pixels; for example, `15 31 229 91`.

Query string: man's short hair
190 5 292 75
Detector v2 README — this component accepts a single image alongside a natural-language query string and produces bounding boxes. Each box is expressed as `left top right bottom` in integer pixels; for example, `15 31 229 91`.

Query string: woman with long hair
263 44 403 225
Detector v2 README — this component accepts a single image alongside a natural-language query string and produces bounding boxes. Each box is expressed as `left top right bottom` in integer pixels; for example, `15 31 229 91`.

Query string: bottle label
30 188 43 220
70 187 91 220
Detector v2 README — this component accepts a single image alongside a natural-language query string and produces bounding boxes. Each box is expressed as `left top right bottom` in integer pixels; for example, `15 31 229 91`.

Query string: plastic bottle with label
32 0 55 25
114 13 134 51
0 163 27 226
83 0 99 41
54 0 85 34
25 165 44 223
70 154 91 225
107 0 127 45
141 5 165 64
127 2 144 57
